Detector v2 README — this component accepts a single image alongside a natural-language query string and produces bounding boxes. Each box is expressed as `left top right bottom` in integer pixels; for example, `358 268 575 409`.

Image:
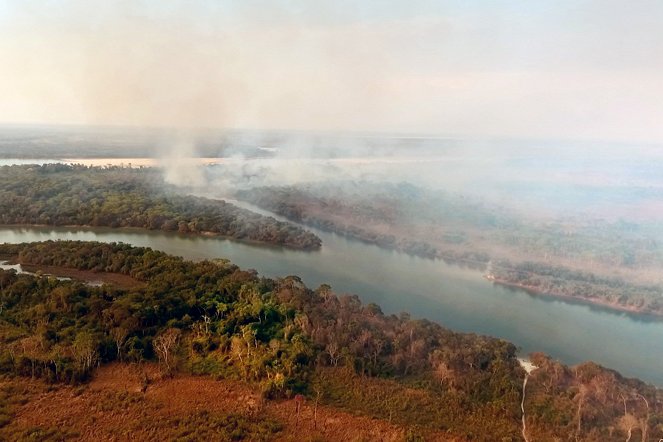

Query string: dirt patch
20 264 142 289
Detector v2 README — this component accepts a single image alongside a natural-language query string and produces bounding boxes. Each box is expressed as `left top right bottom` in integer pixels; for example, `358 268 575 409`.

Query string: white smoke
158 132 207 187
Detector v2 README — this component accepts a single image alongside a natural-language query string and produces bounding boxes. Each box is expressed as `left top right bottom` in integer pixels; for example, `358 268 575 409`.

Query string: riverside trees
0 164 321 250
238 182 663 315
0 241 661 439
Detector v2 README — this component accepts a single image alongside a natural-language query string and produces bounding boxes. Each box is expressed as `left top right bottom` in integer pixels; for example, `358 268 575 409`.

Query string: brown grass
20 264 142 289
0 364 451 441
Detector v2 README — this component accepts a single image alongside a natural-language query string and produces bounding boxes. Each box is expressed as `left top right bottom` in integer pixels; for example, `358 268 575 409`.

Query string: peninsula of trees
0 164 321 250
0 241 661 440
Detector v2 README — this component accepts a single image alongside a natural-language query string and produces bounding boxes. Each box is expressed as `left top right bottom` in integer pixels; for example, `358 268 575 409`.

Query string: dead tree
110 327 129 361
153 328 181 376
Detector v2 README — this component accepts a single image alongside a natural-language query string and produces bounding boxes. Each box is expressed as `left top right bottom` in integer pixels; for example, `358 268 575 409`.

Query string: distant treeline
0 241 661 440
237 182 663 268
0 126 272 159
0 164 321 250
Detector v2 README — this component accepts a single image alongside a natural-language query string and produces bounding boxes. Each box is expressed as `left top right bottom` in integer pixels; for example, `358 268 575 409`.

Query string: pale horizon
1 1 662 143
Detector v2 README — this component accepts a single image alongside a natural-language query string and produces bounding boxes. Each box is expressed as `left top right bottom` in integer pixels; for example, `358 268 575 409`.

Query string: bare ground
18 263 142 289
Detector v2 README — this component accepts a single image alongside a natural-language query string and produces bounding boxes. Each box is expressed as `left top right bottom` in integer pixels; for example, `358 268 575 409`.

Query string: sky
0 0 662 142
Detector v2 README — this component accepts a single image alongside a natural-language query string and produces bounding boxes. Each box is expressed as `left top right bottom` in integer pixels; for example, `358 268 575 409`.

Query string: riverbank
485 275 662 318
0 223 321 252
0 165 323 251
244 200 663 318
2 224 663 386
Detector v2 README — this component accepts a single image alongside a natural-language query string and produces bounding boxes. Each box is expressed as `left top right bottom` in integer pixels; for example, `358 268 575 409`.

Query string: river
1 224 662 386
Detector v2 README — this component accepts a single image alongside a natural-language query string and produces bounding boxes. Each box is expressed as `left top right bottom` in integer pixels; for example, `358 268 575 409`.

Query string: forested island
0 164 321 250
237 182 663 316
0 240 661 440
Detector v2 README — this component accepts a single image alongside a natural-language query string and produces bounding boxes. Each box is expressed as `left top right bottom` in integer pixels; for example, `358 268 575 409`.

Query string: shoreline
237 205 662 319
3 222 659 319
0 223 321 252
485 275 662 319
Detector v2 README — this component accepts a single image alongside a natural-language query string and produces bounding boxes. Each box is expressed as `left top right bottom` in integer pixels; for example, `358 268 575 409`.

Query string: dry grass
20 264 143 289
0 364 448 441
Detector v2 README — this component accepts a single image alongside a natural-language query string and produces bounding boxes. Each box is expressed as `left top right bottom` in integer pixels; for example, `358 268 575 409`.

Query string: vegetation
525 353 663 441
237 182 663 314
0 371 286 441
237 183 493 264
0 125 271 159
0 240 661 440
0 164 321 250
488 260 663 315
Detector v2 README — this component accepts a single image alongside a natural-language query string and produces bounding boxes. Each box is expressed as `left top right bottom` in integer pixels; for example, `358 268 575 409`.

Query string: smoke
1 0 663 202
0 1 393 133
1 1 663 143
0 1 404 183
157 131 207 187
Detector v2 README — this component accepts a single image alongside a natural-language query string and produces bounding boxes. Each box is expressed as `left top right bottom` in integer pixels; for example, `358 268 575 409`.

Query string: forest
0 126 283 161
236 182 663 315
488 260 663 316
0 164 321 250
0 240 661 440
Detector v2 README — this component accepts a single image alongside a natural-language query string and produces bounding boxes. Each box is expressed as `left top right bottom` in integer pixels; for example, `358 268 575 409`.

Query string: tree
326 341 340 366
73 331 98 373
153 328 181 375
110 327 129 361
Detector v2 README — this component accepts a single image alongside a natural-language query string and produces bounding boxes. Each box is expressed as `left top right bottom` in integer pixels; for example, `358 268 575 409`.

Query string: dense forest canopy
0 164 320 250
0 240 661 440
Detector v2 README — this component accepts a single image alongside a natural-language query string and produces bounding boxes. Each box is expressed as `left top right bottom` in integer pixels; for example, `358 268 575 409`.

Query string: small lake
1 224 662 386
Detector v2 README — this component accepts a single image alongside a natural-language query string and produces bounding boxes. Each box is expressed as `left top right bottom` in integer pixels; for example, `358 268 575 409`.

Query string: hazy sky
1 0 662 142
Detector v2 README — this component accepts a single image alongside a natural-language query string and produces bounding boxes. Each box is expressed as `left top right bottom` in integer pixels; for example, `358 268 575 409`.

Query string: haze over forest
1 1 663 441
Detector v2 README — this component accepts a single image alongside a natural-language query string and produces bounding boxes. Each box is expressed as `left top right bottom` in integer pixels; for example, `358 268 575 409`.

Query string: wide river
1 222 662 386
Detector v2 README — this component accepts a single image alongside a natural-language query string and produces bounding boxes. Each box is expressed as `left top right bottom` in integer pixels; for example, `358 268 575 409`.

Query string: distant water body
2 224 663 387
0 159 61 166
0 158 220 167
